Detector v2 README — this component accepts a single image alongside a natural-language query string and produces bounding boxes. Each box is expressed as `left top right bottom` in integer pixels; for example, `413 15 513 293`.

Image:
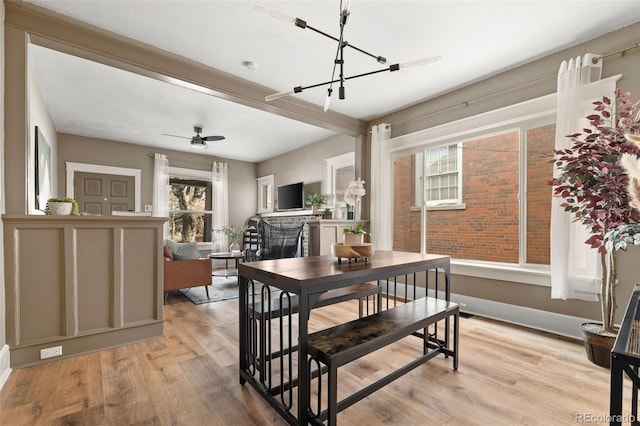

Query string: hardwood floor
0 293 625 425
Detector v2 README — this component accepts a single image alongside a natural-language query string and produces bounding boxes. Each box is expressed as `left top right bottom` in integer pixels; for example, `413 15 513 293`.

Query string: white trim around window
388 91 562 286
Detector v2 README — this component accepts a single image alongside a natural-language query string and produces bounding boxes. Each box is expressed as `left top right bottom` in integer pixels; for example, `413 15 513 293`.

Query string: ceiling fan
163 126 225 149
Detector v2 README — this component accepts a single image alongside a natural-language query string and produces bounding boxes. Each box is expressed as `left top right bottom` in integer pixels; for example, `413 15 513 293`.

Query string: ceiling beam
5 1 368 137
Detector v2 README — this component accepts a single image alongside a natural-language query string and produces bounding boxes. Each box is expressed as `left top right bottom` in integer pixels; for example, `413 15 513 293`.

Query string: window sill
409 203 466 212
451 259 550 287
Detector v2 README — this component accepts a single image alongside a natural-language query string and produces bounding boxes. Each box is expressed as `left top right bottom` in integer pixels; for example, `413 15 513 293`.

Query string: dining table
238 250 451 425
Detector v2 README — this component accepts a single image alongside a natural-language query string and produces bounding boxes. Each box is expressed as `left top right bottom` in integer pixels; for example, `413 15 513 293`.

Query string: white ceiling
25 0 640 162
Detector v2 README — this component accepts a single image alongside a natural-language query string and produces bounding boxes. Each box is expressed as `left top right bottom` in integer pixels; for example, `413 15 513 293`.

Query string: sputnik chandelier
256 1 441 112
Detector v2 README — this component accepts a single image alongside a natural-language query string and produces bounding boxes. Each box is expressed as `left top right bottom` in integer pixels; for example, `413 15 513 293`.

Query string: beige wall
371 22 640 324
57 134 257 227
257 133 356 197
29 67 58 211
0 0 8 383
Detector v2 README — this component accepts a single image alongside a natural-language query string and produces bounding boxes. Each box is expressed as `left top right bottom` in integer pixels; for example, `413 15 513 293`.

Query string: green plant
216 225 248 244
343 223 369 235
551 89 640 334
44 197 80 215
305 193 325 207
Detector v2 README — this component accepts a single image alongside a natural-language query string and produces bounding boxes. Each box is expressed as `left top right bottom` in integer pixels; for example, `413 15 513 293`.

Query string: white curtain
152 153 169 236
550 53 604 300
211 161 229 252
370 123 393 250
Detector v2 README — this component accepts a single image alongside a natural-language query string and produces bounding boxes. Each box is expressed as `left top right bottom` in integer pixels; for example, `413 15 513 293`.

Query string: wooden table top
238 250 450 293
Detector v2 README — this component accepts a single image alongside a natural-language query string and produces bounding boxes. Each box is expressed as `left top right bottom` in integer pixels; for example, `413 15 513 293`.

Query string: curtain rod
391 41 640 128
592 43 640 64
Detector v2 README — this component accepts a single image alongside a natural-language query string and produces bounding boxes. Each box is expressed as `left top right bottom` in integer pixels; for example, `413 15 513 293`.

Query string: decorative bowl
332 243 374 263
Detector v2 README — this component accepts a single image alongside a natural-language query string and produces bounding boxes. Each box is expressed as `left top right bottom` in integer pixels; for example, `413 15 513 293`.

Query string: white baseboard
0 344 11 390
451 293 590 340
385 284 590 340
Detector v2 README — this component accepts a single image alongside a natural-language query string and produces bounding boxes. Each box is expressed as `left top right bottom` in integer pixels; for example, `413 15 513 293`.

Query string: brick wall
393 128 552 264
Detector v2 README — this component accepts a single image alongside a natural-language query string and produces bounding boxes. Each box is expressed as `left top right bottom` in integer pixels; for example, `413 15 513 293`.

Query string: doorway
74 172 135 215
66 161 142 213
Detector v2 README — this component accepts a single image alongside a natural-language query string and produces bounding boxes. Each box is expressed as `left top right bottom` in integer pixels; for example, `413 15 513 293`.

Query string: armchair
163 241 211 303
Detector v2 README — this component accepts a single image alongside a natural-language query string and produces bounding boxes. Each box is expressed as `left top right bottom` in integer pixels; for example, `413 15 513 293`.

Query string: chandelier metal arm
293 64 400 93
257 3 438 109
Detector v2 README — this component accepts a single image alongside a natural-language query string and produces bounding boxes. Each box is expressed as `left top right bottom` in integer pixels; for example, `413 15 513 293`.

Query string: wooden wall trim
4 0 367 136
2 215 165 367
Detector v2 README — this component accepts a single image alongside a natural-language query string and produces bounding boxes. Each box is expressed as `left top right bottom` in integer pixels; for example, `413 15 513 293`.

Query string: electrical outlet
40 346 62 359
144 205 152 212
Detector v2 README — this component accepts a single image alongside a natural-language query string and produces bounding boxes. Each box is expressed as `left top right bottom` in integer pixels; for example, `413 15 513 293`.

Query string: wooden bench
249 282 382 383
307 296 459 425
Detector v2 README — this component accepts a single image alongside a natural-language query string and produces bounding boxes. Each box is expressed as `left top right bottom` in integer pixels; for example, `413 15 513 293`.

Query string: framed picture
35 126 52 211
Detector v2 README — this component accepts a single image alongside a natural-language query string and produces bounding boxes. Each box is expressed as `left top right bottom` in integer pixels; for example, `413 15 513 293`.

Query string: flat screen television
277 182 304 210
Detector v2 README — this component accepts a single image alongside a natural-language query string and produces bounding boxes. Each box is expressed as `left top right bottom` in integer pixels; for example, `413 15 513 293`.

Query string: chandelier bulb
323 88 333 112
254 5 295 23
399 56 442 70
265 89 294 102
342 0 352 15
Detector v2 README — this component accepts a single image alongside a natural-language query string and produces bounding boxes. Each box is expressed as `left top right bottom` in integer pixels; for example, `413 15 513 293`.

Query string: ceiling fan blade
203 135 225 142
162 133 190 139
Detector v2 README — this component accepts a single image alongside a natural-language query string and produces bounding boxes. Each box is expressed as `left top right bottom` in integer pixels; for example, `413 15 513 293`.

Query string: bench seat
307 296 459 425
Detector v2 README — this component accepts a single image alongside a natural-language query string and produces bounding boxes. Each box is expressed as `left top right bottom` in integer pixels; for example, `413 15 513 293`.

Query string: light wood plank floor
0 292 627 425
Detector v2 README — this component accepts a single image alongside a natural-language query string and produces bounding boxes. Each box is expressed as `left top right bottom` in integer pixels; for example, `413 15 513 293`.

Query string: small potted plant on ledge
343 222 369 245
306 193 325 216
45 197 80 216
551 89 640 368
217 225 248 253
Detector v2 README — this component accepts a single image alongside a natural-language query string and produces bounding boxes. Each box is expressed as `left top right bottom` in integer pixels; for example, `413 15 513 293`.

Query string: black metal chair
256 220 304 260
243 218 259 262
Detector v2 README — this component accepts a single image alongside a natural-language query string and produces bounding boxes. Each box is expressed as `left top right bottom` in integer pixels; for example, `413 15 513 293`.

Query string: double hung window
167 175 212 243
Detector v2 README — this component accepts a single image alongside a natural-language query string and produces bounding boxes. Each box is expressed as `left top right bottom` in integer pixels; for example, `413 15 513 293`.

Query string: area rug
178 277 276 305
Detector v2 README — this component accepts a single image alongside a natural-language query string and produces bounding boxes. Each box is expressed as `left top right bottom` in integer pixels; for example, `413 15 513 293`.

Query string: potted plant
343 222 369 245
306 193 325 215
45 197 80 216
216 225 248 252
551 89 640 368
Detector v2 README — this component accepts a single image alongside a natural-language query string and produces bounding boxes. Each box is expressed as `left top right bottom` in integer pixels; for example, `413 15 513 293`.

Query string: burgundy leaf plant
551 89 640 334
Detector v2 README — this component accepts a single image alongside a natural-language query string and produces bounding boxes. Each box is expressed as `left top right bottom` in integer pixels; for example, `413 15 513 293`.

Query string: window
390 91 561 285
395 126 552 265
167 176 212 243
414 144 462 207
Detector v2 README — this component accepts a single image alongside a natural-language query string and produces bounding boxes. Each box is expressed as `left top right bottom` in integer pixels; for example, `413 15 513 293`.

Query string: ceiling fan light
190 141 207 149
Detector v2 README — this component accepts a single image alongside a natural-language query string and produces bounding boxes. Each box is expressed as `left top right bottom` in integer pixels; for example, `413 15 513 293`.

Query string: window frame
390 92 559 286
167 166 213 247
325 151 355 208
256 175 274 214
414 143 464 208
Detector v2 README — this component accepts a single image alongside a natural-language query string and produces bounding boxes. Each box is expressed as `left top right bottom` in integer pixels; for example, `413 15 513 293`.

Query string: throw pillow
173 241 201 260
164 239 179 255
